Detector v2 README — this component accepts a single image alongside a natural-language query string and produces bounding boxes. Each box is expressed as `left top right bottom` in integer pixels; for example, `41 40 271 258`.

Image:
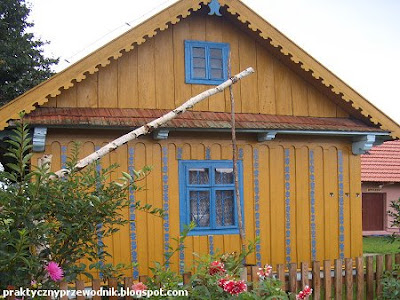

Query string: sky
27 0 400 124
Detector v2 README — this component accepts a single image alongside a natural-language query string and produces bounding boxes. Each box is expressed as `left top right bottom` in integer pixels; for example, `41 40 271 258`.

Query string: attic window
184 40 229 85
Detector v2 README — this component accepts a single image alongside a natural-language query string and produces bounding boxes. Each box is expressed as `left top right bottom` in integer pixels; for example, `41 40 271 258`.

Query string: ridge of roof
1 0 399 138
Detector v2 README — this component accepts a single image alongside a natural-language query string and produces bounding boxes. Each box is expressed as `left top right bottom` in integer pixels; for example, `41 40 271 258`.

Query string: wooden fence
7 253 400 300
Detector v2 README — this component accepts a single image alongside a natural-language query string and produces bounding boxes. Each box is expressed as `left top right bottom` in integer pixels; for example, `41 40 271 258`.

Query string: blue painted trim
238 148 244 160
162 146 170 266
209 235 215 255
61 145 67 168
309 150 317 261
208 0 222 16
206 147 211 160
94 146 105 278
32 127 47 152
178 160 244 236
177 147 183 160
184 40 230 85
253 148 261 266
284 149 291 264
338 150 345 259
128 146 139 279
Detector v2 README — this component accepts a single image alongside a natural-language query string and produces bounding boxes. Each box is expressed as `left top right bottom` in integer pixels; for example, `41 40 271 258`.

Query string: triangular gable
1 0 399 138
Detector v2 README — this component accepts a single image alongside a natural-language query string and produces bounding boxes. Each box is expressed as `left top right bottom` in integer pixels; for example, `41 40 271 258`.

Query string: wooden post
75 280 85 300
277 264 286 291
301 262 309 289
366 256 374 300
344 258 353 300
92 279 102 300
323 260 332 300
376 255 384 298
250 266 259 290
334 259 342 300
288 263 297 294
59 281 68 300
355 256 364 300
385 253 393 272
312 261 321 300
124 277 133 300
395 253 400 265
182 272 191 285
108 278 118 300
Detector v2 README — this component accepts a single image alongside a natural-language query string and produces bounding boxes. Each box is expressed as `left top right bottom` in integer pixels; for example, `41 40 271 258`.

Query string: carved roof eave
1 0 399 139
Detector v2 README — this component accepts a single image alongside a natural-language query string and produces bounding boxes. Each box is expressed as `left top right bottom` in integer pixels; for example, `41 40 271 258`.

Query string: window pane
193 57 206 68
193 47 205 58
210 58 222 69
189 168 209 184
216 190 234 226
193 68 206 78
190 191 210 227
215 168 234 184
210 48 222 58
210 69 223 79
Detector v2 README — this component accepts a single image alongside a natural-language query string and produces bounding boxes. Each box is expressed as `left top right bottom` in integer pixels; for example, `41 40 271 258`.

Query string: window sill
187 228 240 236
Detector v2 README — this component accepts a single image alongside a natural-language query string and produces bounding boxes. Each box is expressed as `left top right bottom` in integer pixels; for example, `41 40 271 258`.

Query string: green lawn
363 236 400 254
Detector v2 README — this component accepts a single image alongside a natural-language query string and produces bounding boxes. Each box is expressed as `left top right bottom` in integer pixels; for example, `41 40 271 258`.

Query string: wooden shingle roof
1 0 399 138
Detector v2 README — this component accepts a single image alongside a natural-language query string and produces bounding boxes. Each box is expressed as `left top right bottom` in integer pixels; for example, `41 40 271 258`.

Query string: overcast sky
27 0 400 124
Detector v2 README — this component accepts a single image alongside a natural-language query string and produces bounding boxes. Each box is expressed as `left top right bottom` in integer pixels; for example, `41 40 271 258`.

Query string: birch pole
228 59 247 258
54 67 255 178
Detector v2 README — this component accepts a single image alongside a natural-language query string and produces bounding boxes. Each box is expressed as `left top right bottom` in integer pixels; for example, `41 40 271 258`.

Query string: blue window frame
179 160 244 235
184 40 230 85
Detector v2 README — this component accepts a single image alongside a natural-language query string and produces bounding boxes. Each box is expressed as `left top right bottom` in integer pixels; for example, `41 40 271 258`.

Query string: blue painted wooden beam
32 126 47 152
208 0 222 16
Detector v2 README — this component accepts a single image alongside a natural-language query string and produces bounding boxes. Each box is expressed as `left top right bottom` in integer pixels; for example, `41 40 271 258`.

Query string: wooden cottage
1 0 399 278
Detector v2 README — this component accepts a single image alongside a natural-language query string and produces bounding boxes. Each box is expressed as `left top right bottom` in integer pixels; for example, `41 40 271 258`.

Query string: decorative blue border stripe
177 147 183 160
177 146 184 273
253 148 261 266
338 150 345 259
309 150 317 261
209 235 214 255
205 147 211 160
284 149 291 264
238 148 244 160
61 145 67 168
128 146 139 279
162 146 170 266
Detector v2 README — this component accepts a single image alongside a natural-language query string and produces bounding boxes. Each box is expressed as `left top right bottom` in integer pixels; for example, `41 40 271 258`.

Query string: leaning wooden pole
54 67 255 178
228 60 247 256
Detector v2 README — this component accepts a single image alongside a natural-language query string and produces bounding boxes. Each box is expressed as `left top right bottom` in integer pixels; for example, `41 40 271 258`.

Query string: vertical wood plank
345 258 353 300
56 87 77 107
291 73 308 116
60 281 68 300
76 73 98 107
349 154 363 257
312 261 321 300
395 253 400 265
385 253 393 272
366 256 374 300
313 147 325 261
155 29 175 110
355 256 364 300
138 38 156 109
274 60 292 115
376 255 384 298
289 263 297 294
124 277 133 300
323 260 332 300
118 49 138 108
92 279 101 300
108 278 118 300
277 264 286 290
183 272 191 285
98 60 118 108
334 259 342 300
256 42 275 114
75 280 85 300
251 266 259 289
301 262 309 289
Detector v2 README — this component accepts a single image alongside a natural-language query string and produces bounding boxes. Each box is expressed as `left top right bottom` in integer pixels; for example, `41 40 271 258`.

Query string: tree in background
0 0 58 106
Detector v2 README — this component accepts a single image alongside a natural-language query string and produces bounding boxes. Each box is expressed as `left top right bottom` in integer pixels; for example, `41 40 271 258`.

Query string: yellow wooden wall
33 131 363 278
43 11 348 118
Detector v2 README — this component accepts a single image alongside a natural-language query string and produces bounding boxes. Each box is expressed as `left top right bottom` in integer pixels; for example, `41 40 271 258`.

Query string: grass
363 235 400 254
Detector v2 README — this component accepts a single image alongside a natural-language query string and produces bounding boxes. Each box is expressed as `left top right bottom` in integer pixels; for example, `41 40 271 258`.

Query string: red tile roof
23 107 382 132
361 140 400 182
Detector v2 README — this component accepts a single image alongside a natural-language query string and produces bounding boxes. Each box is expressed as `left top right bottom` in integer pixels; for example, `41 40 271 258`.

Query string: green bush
381 264 400 300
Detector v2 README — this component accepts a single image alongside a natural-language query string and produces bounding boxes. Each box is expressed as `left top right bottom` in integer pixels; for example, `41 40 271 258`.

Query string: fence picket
276 264 285 290
301 262 309 289
288 263 297 293
92 279 101 300
376 255 384 298
385 253 393 272
334 259 343 300
312 261 321 300
355 256 364 300
345 258 353 300
396 253 400 265
366 256 374 300
323 260 332 300
75 280 85 300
